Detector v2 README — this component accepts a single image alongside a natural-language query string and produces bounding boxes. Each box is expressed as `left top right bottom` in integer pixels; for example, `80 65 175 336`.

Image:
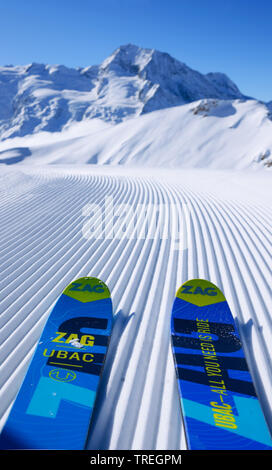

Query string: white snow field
0 98 272 169
0 164 271 450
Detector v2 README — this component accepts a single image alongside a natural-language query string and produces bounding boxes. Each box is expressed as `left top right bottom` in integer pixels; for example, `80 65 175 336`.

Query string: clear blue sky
0 0 271 101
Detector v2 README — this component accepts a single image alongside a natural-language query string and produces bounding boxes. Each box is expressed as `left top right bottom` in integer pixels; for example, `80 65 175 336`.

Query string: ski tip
176 279 226 307
63 277 111 303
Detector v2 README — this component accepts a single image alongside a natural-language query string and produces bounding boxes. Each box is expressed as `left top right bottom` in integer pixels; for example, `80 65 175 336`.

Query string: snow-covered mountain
0 44 271 169
0 44 249 140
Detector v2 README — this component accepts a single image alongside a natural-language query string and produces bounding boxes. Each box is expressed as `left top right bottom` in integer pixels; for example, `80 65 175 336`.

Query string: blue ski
0 277 113 449
171 278 272 450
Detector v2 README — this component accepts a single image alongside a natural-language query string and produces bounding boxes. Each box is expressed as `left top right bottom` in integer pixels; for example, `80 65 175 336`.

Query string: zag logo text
181 285 218 296
69 282 105 293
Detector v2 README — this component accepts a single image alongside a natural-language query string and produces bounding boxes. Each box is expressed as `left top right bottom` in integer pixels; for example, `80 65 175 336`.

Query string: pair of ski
0 277 271 450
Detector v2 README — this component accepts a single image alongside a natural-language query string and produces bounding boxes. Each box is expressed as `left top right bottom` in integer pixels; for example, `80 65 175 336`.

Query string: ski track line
225 201 271 281
0 166 271 449
87 178 156 449
119 184 172 449
0 176 104 293
206 195 272 405
1 174 119 293
2 173 100 252
87 176 161 447
176 186 272 433
0 173 107 271
109 179 168 449
0 174 116 298
195 191 272 426
0 173 117 348
0 175 129 368
212 198 271 326
0 175 112 332
0 177 131 414
0 171 86 245
130 181 182 450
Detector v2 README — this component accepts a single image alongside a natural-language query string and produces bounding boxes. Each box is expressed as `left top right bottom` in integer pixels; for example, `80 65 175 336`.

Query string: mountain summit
0 44 248 140
101 44 246 113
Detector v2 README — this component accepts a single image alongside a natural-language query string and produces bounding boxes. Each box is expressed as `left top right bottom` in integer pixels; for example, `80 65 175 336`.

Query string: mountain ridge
0 43 256 140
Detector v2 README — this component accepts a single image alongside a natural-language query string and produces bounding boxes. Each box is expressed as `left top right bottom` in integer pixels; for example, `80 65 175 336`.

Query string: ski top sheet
171 278 272 450
0 277 113 450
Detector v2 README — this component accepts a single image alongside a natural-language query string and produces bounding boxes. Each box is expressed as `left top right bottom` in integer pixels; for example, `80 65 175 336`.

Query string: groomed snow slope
0 164 271 449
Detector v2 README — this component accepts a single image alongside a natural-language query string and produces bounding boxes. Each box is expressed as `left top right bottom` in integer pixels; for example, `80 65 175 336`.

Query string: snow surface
0 44 271 450
0 164 271 449
0 99 272 169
